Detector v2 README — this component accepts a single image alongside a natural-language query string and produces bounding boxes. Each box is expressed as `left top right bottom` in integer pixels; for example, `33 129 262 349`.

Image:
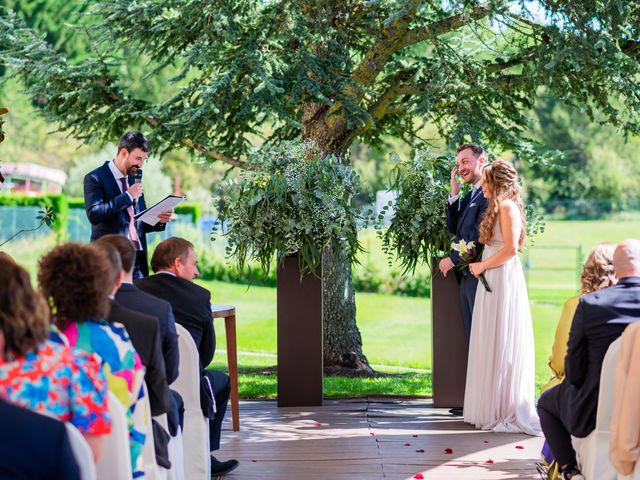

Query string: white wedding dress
463 218 541 436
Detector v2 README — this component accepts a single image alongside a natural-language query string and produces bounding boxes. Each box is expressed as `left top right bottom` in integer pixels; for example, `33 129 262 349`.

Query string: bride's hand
469 262 486 277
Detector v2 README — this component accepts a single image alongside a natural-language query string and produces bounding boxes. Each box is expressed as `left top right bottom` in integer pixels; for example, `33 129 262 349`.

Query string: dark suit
108 299 172 416
0 400 80 480
84 161 166 277
537 277 640 467
136 273 230 451
115 282 183 436
445 187 488 343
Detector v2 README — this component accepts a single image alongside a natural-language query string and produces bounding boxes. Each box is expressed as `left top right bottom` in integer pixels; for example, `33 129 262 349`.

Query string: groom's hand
450 167 460 196
439 257 454 277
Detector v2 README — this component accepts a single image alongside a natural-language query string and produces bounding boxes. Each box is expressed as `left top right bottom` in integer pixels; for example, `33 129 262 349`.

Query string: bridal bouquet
451 239 491 292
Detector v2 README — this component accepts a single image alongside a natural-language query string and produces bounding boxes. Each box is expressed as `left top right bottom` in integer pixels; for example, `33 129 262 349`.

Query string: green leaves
377 149 455 274
217 141 364 276
0 107 7 144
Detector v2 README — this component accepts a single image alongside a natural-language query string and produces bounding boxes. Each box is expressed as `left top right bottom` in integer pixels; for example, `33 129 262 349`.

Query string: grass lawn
4 216 638 399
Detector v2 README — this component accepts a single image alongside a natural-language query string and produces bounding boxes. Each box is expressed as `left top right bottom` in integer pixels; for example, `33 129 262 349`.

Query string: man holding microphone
84 131 175 278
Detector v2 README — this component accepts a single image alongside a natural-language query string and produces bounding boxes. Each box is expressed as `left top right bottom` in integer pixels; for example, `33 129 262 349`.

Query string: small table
212 304 240 431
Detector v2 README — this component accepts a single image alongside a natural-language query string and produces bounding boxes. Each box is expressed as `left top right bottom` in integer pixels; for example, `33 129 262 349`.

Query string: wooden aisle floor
217 397 545 480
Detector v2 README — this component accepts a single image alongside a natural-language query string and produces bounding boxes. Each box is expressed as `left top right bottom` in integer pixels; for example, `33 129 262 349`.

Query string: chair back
65 423 97 480
140 382 164 480
96 392 133 480
154 413 184 480
596 337 623 431
171 324 210 479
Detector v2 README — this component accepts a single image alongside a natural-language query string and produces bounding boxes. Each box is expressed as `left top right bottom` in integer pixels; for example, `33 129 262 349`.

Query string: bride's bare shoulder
498 199 518 213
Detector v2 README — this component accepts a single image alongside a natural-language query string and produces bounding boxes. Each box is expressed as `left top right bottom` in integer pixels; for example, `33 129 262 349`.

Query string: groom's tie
120 177 141 250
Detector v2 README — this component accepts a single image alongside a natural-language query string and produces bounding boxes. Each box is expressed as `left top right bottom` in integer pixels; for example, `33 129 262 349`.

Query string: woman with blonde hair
465 160 541 435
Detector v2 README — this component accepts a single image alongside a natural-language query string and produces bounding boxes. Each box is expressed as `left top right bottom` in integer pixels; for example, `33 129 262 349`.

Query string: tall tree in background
1 1 639 373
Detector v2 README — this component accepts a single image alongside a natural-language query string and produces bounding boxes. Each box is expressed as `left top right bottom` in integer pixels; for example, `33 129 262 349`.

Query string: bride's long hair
478 160 526 249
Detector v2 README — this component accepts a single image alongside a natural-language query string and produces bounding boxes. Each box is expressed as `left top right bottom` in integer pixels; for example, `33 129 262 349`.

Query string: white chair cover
96 392 133 480
154 413 184 480
572 337 622 480
141 382 163 480
65 423 97 480
171 324 211 479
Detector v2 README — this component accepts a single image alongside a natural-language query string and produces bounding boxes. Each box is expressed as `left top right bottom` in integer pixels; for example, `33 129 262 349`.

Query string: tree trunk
304 105 374 376
322 244 373 375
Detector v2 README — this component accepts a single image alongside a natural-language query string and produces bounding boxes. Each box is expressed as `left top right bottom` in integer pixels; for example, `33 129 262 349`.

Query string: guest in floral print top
39 243 147 478
0 254 110 462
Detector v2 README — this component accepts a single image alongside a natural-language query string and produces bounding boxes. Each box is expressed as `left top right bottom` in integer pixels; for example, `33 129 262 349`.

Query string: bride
465 160 541 436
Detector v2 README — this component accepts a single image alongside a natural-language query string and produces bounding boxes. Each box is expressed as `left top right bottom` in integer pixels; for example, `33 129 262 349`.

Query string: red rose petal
486 459 494 464
515 445 524 449
483 440 489 444
313 423 322 427
251 460 257 463
404 443 411 446
444 448 453 454
369 432 375 436
413 474 424 479
416 449 425 453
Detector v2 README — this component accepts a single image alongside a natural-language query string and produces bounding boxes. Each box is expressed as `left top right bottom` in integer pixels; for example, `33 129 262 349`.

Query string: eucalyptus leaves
377 149 456 274
218 142 363 275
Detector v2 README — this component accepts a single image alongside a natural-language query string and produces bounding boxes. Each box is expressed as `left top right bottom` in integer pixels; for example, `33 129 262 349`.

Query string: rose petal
413 474 424 479
444 448 453 454
313 423 322 427
416 449 425 453
369 432 375 436
486 459 494 464
251 460 257 463
515 445 524 450
483 440 489 444
404 443 411 446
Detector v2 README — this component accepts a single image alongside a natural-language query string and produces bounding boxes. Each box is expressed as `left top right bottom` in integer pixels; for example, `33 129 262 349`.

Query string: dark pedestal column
431 261 468 408
277 255 323 407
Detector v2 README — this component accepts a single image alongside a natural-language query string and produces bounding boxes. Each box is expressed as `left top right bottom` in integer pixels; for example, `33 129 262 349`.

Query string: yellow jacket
610 322 640 476
540 295 580 393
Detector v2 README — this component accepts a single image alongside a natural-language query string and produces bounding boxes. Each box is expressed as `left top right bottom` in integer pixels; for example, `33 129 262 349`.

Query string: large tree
1 0 639 372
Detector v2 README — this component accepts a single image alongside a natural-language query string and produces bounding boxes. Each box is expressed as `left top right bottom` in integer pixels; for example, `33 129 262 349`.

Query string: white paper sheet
134 195 185 226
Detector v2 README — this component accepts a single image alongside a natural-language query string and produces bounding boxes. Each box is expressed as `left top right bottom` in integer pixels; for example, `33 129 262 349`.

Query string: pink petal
369 432 375 436
515 445 524 450
413 474 424 479
444 448 453 454
313 423 321 427
486 459 494 464
404 443 411 447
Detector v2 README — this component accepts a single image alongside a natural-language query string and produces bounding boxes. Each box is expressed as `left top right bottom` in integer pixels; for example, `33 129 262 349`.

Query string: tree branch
400 2 506 49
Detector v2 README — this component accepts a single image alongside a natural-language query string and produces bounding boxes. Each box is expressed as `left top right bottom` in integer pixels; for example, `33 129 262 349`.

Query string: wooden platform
217 397 545 479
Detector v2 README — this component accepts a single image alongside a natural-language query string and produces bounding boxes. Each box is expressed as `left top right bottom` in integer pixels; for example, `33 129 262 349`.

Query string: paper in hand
134 195 185 226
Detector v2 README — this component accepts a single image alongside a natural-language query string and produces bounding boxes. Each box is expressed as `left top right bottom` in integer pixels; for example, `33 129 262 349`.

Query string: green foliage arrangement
218 142 363 275
377 150 454 274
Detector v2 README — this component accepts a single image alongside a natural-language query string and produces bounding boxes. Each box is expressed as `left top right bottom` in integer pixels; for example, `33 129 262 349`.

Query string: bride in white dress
465 160 541 436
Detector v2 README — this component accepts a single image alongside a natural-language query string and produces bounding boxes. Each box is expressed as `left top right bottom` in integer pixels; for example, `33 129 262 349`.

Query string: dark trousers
537 383 577 469
167 390 184 437
459 273 479 345
204 369 231 451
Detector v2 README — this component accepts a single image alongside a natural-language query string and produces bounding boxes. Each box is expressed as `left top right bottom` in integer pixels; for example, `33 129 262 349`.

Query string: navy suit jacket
0 400 80 480
446 187 488 266
136 273 216 370
84 161 166 277
115 282 180 384
563 276 640 437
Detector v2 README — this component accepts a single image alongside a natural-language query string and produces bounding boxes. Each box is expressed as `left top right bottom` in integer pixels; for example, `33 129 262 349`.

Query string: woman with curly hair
0 254 110 461
465 160 541 435
38 242 147 478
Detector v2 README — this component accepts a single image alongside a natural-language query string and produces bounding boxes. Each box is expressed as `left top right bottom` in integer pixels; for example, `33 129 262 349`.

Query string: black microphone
134 168 143 183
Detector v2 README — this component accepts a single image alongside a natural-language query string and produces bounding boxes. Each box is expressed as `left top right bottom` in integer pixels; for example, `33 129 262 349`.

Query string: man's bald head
613 239 640 279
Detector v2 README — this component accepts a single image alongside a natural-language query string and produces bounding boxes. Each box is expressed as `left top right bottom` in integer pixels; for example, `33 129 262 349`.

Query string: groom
439 144 488 346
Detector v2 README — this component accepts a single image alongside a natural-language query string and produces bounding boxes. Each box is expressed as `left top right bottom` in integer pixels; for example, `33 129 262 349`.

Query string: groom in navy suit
84 131 174 278
440 144 488 345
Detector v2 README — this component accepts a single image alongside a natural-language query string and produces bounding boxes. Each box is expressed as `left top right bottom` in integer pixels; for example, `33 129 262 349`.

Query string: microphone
134 169 143 183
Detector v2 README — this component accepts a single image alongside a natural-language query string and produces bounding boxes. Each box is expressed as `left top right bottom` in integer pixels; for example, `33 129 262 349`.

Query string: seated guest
95 234 182 435
538 239 640 480
39 242 147 478
542 242 617 392
0 398 81 480
94 238 172 417
136 237 239 477
0 255 110 462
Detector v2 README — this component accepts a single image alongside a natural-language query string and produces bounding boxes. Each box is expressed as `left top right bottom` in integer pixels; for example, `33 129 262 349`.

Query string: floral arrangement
377 149 456 273
217 141 364 275
451 239 491 292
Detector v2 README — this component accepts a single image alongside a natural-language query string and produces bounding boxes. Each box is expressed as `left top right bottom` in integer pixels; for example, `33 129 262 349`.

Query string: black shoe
211 456 239 477
449 407 463 416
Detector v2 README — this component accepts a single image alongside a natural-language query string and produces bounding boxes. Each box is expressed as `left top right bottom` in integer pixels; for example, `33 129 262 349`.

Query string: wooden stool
211 304 240 432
